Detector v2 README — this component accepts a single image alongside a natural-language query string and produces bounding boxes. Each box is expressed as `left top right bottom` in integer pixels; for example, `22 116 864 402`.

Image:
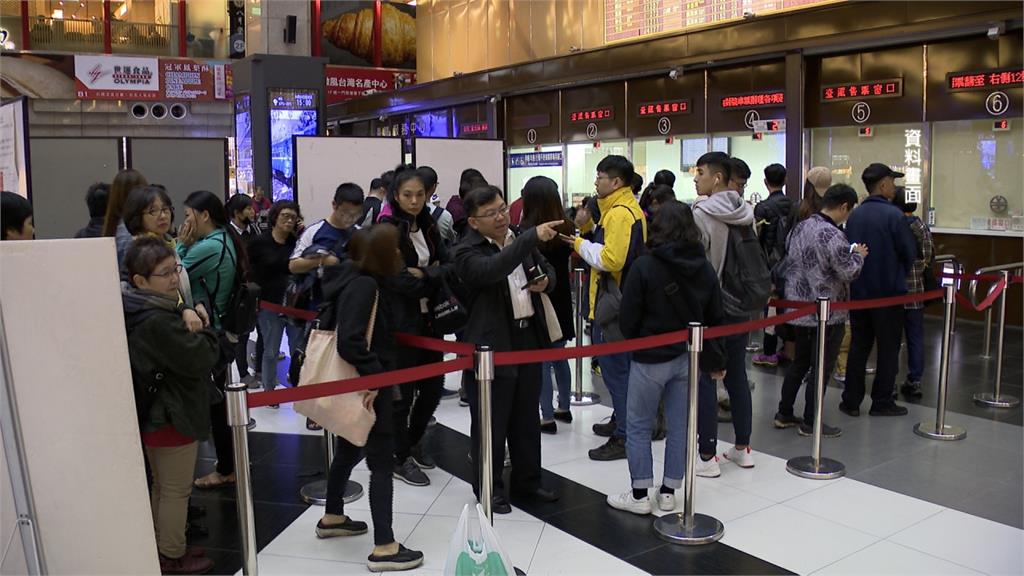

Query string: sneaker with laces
592 416 617 437
410 445 436 470
724 446 755 468
657 492 676 512
798 422 842 438
588 436 626 461
606 491 652 515
367 544 424 573
752 353 779 368
773 412 803 428
393 457 430 486
316 516 369 538
695 456 721 478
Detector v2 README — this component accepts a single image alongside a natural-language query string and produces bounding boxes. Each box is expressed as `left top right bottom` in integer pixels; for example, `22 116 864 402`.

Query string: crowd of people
0 148 935 574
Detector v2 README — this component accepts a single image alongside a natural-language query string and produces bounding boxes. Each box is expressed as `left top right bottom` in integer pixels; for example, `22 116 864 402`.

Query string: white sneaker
657 492 676 512
606 491 652 515
724 446 755 468
695 456 721 478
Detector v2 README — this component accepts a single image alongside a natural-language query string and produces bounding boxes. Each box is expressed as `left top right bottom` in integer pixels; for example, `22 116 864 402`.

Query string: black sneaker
901 381 923 398
410 445 436 470
869 403 909 417
367 544 424 573
838 403 860 417
393 457 430 486
540 421 557 434
592 416 617 437
553 409 573 423
441 387 460 399
316 516 369 538
798 422 842 438
773 412 803 429
588 437 626 461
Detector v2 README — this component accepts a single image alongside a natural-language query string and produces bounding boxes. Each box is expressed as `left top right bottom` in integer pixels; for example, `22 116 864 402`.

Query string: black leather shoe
869 403 909 416
592 417 617 437
512 487 559 503
540 421 557 435
491 495 512 515
838 403 860 417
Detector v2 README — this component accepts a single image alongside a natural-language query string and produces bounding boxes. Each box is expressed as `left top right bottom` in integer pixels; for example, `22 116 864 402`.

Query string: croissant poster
320 0 416 70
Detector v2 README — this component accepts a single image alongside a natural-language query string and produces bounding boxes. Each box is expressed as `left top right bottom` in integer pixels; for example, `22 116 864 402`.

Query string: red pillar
311 0 321 57
178 0 187 57
103 0 112 54
20 1 30 51
373 0 382 67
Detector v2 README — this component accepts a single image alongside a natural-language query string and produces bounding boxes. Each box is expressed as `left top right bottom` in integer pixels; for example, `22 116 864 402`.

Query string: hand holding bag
430 275 469 336
294 292 379 447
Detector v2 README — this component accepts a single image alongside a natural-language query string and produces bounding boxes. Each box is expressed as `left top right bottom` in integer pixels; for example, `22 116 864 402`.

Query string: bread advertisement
320 0 416 70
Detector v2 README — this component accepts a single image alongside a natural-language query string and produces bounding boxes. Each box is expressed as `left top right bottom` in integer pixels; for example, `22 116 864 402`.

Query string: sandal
193 471 236 489
306 418 322 431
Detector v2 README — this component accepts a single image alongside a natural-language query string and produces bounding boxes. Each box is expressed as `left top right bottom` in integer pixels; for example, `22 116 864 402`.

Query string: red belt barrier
395 333 474 356
494 327 690 366
939 272 1023 284
704 306 816 340
955 279 1008 312
259 301 318 321
832 289 944 311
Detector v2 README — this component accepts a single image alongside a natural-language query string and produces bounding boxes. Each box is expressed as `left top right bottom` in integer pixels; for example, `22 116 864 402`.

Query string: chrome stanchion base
973 392 1020 408
786 456 846 480
300 480 364 506
913 421 967 441
246 418 256 431
653 513 724 545
570 392 601 406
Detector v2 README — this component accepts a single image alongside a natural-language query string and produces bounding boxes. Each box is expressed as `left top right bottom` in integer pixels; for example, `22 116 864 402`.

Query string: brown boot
159 553 214 575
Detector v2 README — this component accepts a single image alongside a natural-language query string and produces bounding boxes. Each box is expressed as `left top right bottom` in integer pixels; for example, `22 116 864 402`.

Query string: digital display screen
412 110 451 138
720 91 785 109
569 107 615 122
947 69 1024 91
680 136 729 169
638 100 691 117
270 89 318 110
234 94 253 196
821 79 902 101
993 119 1010 132
269 89 319 201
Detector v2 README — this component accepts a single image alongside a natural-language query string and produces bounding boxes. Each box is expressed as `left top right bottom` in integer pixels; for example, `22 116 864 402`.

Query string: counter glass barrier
506 144 564 205
565 140 629 209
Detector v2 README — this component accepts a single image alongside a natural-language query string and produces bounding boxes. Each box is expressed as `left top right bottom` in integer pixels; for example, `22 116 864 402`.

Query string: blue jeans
593 322 631 439
697 320 752 455
256 310 304 392
540 341 572 421
903 308 924 383
626 354 688 489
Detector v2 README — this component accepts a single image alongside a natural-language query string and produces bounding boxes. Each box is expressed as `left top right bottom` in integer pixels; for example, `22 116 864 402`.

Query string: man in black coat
454 185 563 514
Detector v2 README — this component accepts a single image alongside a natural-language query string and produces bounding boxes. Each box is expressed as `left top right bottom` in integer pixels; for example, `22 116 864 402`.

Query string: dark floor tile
198 547 242 576
627 542 794 575
951 479 1024 530
851 454 1005 511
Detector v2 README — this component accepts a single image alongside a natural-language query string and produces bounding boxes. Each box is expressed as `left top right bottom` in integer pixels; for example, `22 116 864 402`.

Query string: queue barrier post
974 270 1020 409
915 284 967 440
225 382 258 576
653 323 724 545
299 428 364 505
475 346 495 523
786 298 846 480
570 267 599 406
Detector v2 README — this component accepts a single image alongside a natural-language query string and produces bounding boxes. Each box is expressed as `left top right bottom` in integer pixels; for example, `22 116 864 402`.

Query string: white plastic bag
443 503 515 576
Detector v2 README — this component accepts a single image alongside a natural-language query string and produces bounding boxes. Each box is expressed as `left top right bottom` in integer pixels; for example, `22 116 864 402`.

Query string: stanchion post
225 382 258 576
981 307 993 359
786 298 846 479
974 271 1020 408
475 346 495 523
300 429 364 506
950 262 959 335
915 284 967 440
653 323 724 545
570 267 599 406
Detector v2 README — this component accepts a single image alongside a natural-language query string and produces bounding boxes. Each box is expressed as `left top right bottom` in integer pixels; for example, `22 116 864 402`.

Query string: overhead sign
638 99 691 117
569 106 614 123
509 151 563 168
720 91 785 109
752 119 785 132
325 65 415 104
821 79 903 102
460 122 489 135
75 56 159 100
947 68 1023 91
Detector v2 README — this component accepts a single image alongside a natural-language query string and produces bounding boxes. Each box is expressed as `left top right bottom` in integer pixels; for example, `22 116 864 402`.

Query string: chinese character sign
821 79 903 102
325 65 416 104
903 128 922 204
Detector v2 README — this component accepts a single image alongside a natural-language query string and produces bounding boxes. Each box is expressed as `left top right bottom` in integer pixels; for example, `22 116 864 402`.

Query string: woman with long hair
103 169 148 264
794 166 833 223
519 176 576 434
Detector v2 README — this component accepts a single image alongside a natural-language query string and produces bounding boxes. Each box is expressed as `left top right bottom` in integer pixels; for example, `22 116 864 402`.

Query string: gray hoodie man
692 189 755 278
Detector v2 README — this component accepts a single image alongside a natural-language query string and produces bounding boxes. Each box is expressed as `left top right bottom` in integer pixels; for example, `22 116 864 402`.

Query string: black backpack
221 280 261 339
760 203 790 268
721 224 772 317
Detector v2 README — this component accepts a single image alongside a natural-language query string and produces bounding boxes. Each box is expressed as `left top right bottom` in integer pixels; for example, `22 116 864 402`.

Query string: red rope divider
938 272 1023 284
259 301 318 321
955 279 1008 312
395 333 474 356
704 306 816 340
832 289 944 311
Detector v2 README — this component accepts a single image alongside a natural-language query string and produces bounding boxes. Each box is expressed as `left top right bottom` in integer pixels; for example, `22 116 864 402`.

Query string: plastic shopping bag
444 503 515 576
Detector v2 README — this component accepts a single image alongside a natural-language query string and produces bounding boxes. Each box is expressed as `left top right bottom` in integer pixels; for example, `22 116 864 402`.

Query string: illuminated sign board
460 122 489 135
821 79 903 102
638 99 691 117
993 119 1010 131
720 91 785 109
569 107 615 122
947 68 1024 91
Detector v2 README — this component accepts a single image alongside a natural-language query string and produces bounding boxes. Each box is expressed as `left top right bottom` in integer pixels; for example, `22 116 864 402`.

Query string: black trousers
841 305 904 410
393 343 444 464
210 365 234 476
466 324 542 497
779 323 845 423
326 387 395 546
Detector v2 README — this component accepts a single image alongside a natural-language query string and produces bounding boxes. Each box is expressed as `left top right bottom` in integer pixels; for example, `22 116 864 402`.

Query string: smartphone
559 233 576 242
522 273 548 290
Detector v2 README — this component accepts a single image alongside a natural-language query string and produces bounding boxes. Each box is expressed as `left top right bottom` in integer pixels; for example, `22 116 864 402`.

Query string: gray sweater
692 190 755 278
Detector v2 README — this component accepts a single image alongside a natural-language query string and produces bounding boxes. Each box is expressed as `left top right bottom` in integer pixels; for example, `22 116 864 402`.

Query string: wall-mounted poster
320 1 416 70
234 94 253 195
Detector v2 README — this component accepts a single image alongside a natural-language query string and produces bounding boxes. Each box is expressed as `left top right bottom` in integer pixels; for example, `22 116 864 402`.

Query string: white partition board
294 136 403 225
413 138 505 206
0 238 159 574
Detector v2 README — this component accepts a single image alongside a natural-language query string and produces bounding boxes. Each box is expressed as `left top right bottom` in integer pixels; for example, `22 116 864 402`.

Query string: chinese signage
638 99 691 117
509 151 564 168
162 59 230 101
325 65 415 104
74 55 230 101
903 128 922 204
569 107 615 122
460 122 489 135
821 79 903 102
720 91 785 109
947 68 1024 91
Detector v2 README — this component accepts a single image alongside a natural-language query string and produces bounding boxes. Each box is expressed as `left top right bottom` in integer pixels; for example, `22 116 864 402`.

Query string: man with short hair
416 165 456 244
289 183 365 274
570 155 647 461
455 185 563 514
76 182 110 239
840 163 917 417
753 163 793 368
360 177 387 228
691 151 757 476
226 193 260 240
727 157 751 198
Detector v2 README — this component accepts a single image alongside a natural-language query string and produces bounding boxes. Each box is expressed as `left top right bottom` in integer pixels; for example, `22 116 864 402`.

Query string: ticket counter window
506 145 564 205
712 131 786 203
930 119 1023 232
809 123 923 206
565 140 630 210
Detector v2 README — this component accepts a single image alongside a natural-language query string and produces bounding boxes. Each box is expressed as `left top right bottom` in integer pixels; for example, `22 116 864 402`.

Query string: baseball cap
861 163 904 190
806 166 832 196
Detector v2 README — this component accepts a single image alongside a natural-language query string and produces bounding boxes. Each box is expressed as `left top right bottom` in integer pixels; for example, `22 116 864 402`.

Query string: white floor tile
405 513 544 572
528 524 648 576
715 450 842 503
248 402 321 436
260 506 424 564
540 429 618 468
889 508 1024 576
813 540 983 575
546 456 632 498
650 477 776 523
425 476 542 524
244 552 365 575
721 504 879 574
785 478 945 538
345 470 452 516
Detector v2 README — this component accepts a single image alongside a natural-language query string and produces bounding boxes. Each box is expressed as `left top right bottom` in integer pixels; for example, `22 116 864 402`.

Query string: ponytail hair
184 190 250 281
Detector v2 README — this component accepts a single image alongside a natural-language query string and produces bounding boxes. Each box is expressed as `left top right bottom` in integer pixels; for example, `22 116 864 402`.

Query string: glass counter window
712 131 786 204
565 140 629 210
506 145 564 205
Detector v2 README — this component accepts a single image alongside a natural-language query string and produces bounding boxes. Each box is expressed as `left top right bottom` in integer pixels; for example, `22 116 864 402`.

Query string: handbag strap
364 291 379 351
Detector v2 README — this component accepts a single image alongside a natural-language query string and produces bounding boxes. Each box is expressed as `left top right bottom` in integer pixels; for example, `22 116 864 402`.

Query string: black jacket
75 217 105 239
319 260 395 375
454 227 555 378
537 240 575 343
754 190 794 258
619 240 727 370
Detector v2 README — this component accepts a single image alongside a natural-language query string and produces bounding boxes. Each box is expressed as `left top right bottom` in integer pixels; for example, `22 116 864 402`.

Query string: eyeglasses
149 264 183 279
144 207 173 218
474 205 509 220
278 213 298 222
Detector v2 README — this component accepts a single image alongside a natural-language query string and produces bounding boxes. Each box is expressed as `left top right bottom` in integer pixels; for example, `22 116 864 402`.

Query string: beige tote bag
294 293 379 447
